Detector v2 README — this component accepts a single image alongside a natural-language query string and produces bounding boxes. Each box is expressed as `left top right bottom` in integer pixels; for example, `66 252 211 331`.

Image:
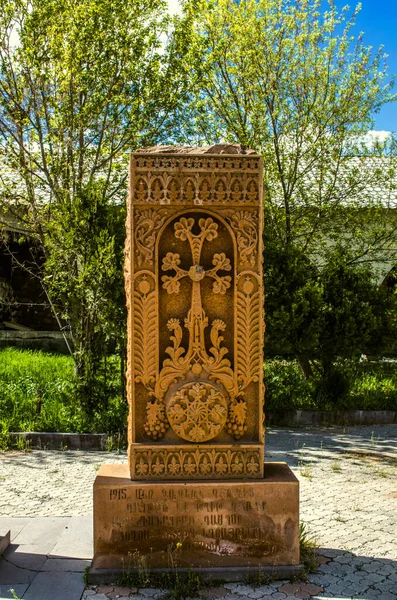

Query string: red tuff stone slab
92 463 299 570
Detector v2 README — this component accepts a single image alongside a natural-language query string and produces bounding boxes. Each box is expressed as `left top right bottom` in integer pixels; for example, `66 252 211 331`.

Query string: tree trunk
297 354 313 380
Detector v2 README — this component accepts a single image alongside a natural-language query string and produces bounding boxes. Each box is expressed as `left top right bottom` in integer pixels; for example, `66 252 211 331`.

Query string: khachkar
91 145 301 580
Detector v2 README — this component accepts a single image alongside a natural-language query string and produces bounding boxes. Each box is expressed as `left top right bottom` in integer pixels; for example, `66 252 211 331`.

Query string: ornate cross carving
128 149 264 477
154 217 236 402
162 217 232 359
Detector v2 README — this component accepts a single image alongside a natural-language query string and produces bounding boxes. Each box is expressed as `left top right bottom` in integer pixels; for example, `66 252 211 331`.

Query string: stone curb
266 409 397 427
87 565 305 585
9 411 397 449
9 431 108 450
0 530 10 555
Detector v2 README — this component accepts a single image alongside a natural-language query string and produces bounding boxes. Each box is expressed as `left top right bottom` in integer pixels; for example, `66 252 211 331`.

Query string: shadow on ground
265 425 397 467
1 544 396 599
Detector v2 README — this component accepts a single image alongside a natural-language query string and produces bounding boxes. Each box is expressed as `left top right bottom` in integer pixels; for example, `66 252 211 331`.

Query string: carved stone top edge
132 152 260 158
131 155 262 172
132 201 260 206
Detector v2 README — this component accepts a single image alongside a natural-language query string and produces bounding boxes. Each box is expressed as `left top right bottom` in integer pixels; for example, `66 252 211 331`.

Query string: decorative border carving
236 277 261 393
133 155 261 172
134 209 167 267
133 274 157 388
133 173 258 205
131 446 263 480
131 155 261 205
224 210 258 268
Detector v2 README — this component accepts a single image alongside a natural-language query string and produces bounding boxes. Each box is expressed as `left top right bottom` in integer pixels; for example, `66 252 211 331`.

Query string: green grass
299 522 318 575
1 349 396 436
0 348 127 435
348 361 397 410
265 357 397 410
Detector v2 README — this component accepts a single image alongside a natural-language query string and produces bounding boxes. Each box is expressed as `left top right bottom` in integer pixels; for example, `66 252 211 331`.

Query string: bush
265 357 397 411
313 366 351 408
264 359 316 410
0 348 127 434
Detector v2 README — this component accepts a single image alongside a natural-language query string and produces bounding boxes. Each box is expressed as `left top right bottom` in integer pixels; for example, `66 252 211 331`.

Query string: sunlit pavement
1 425 396 599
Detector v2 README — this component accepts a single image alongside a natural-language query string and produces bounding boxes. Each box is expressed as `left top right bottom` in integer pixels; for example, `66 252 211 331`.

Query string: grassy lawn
0 349 396 436
265 358 397 411
0 348 127 434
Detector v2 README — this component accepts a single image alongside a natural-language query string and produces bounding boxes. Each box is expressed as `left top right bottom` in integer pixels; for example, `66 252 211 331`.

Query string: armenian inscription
93 466 299 568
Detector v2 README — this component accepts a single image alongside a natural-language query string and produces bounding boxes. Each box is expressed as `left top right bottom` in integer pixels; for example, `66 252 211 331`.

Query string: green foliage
265 358 397 411
0 0 396 413
176 0 397 258
313 366 351 406
318 248 396 367
338 360 397 410
264 242 323 359
174 0 397 381
299 522 318 575
117 548 203 600
0 348 127 433
0 349 395 434
163 570 202 600
264 359 315 410
0 0 185 413
265 245 397 387
44 181 126 413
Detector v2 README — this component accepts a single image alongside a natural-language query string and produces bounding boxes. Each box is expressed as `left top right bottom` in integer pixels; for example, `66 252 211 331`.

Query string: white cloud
362 130 392 146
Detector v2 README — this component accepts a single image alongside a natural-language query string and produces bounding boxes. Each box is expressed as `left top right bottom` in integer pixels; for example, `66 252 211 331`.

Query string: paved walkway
0 425 396 599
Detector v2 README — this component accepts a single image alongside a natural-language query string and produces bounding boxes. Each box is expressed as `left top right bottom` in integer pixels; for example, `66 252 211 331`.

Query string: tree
0 0 184 413
312 246 397 403
172 0 397 371
318 246 397 366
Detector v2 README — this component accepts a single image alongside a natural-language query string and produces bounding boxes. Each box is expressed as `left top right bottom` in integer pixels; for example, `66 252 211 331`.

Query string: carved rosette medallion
167 382 228 442
127 148 265 480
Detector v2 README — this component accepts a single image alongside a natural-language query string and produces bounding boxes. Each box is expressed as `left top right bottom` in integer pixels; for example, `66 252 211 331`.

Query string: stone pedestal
91 462 300 580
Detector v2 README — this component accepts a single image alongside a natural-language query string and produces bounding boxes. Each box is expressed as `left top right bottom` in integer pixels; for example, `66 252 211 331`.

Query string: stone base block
92 462 300 576
0 530 10 555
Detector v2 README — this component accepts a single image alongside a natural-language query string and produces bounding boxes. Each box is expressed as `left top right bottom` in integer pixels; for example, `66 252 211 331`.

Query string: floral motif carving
236 277 261 393
134 209 167 266
132 447 262 479
133 276 157 388
225 211 258 267
167 382 228 442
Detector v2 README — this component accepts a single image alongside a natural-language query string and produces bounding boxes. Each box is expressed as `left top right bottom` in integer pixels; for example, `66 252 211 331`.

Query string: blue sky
346 0 397 132
168 0 397 134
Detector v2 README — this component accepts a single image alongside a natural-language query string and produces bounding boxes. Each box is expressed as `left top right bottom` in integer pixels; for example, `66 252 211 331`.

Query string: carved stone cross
149 216 237 443
161 216 232 365
93 147 300 577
